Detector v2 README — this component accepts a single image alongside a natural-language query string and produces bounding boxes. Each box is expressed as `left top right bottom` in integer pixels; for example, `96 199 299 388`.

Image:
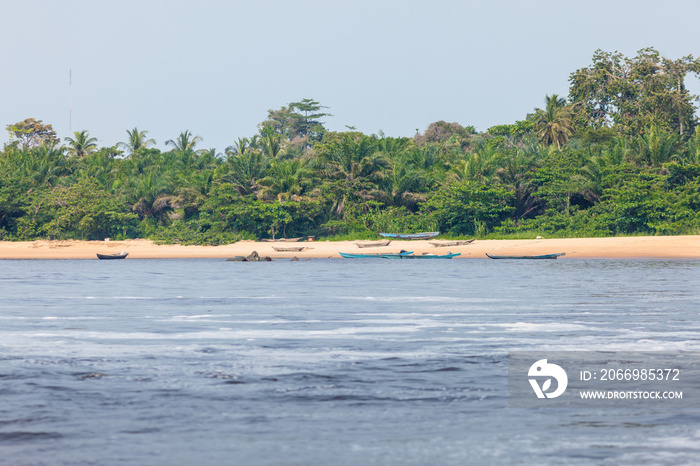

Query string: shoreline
0 235 698 260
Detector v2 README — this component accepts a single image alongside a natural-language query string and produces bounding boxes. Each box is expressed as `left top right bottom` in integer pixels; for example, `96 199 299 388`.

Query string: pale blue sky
2 0 699 152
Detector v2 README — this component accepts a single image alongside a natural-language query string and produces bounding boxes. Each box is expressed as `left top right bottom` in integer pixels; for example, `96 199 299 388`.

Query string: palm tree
682 126 700 165
166 130 204 169
260 132 285 159
578 153 610 204
23 143 71 187
317 134 387 218
222 140 268 196
166 130 203 154
118 127 156 156
492 148 542 219
448 141 500 183
260 159 314 202
225 138 251 158
377 154 429 211
633 125 679 166
321 134 385 184
76 149 117 189
122 171 178 224
65 130 98 157
534 94 574 150
602 135 631 165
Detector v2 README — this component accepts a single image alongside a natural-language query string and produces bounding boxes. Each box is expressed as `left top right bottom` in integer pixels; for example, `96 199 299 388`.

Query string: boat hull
380 253 461 259
354 241 391 248
96 253 128 260
340 251 413 259
260 237 303 242
429 239 475 247
485 252 565 259
379 232 440 240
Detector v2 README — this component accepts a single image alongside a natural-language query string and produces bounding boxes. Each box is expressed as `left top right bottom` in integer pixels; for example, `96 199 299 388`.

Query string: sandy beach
0 235 698 259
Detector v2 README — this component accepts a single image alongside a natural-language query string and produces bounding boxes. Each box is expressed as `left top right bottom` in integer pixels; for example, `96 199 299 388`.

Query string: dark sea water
1 258 700 465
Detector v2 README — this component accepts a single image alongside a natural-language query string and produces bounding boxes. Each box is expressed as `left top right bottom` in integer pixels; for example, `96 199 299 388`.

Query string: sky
2 0 700 153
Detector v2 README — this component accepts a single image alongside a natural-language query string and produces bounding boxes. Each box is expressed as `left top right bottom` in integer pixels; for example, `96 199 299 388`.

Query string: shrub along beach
2 49 700 247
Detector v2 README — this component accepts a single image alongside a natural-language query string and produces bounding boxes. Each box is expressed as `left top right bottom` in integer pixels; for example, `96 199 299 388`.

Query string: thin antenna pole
69 70 72 135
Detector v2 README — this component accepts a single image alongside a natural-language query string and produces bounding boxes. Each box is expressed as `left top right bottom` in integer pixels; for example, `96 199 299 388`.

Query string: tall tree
288 98 331 140
260 130 285 159
259 98 331 144
683 126 700 165
534 94 574 149
319 133 384 184
660 55 700 136
165 130 203 154
569 48 700 136
118 127 156 155
414 121 475 146
633 124 680 166
259 105 294 136
6 118 60 149
166 130 204 169
223 138 268 196
260 159 314 202
65 130 98 157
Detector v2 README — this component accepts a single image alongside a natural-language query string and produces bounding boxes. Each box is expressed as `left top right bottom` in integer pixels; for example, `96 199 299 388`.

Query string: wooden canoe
355 240 391 248
96 252 128 260
260 237 303 242
429 239 475 247
340 251 413 259
485 252 565 259
380 252 461 259
272 246 312 252
379 231 440 240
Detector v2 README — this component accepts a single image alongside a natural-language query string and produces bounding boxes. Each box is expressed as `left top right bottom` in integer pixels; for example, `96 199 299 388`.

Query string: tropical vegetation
2 49 700 244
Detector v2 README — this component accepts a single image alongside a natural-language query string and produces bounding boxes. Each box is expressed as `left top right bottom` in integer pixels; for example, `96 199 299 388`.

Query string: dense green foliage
2 49 700 244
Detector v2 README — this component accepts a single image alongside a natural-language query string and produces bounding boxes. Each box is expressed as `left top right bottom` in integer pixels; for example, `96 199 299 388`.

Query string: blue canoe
485 252 565 259
340 251 413 259
379 231 440 240
380 252 461 259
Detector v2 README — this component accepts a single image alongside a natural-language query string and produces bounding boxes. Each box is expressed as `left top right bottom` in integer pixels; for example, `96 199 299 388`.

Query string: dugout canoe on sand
429 239 475 247
260 237 303 242
1 236 699 260
354 240 391 248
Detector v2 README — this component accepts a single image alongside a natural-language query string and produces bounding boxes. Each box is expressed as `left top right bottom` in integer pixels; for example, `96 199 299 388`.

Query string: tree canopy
2 48 700 244
569 47 700 136
6 118 60 149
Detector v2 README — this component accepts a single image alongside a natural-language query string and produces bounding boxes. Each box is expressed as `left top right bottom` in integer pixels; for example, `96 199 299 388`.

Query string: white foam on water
112 296 158 300
169 314 233 320
339 296 504 303
198 296 285 300
509 336 700 352
38 316 101 320
9 325 421 342
488 322 593 332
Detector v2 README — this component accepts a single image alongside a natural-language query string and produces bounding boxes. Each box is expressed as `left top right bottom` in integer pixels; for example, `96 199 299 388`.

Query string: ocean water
1 258 700 465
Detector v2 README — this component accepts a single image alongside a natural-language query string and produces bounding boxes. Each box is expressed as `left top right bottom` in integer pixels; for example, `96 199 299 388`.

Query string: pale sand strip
0 236 698 259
